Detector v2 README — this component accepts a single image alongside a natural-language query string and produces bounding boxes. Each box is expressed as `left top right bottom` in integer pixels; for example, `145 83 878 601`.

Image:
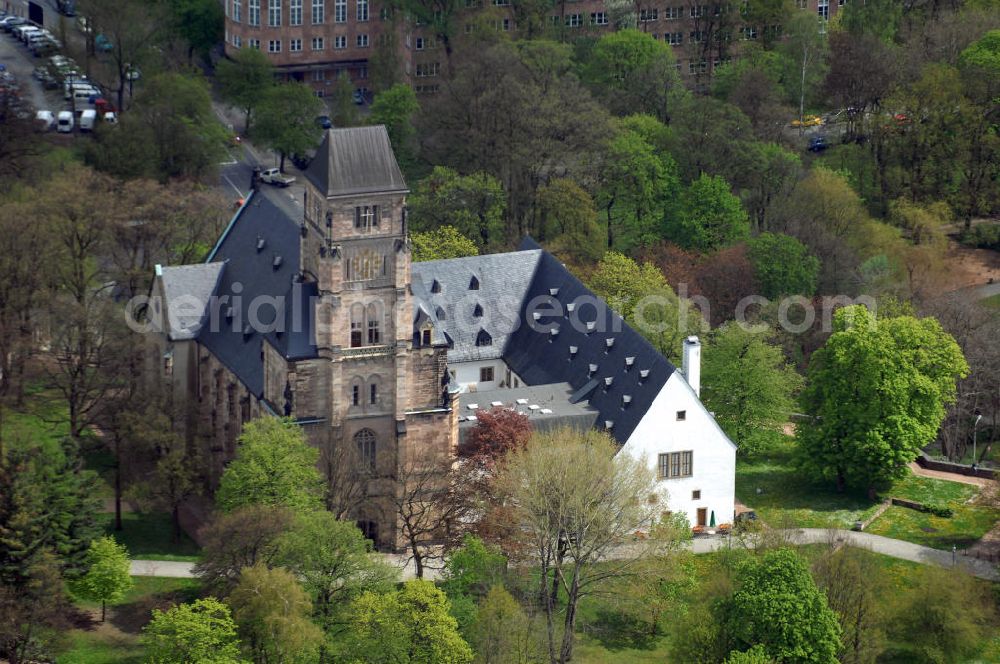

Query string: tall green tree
228 564 324 664
588 252 704 363
330 71 359 128
702 324 803 456
170 0 224 62
255 83 323 172
470 585 540 664
143 598 247 664
798 306 968 492
0 551 70 664
668 174 749 252
370 84 420 171
76 536 133 622
739 143 800 233
408 167 506 251
778 11 829 123
340 580 473 664
217 48 275 134
215 418 325 513
583 29 683 122
535 178 604 263
598 129 677 251
746 233 820 298
411 226 479 262
275 511 398 635
722 549 841 662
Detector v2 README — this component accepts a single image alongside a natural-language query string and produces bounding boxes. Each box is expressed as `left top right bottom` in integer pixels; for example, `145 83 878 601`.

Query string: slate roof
195 190 318 397
411 250 543 362
157 263 225 341
302 126 408 198
416 239 677 444
457 383 599 442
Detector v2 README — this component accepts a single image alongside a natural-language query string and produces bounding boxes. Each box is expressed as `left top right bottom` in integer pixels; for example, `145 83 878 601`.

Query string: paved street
0 18 63 112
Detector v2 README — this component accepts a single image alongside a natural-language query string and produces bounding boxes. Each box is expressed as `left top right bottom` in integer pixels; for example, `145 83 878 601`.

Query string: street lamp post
972 411 983 467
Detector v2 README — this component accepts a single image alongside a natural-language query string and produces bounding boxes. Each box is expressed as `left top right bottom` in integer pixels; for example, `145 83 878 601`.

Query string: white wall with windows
621 372 736 530
449 359 524 393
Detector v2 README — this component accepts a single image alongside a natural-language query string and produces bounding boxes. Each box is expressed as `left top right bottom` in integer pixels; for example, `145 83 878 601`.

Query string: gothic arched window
354 428 376 472
350 304 364 348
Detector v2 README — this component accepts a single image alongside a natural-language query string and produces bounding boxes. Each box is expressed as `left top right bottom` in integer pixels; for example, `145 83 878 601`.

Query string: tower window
352 384 360 405
366 303 381 344
350 305 363 347
354 428 376 472
421 328 431 346
370 383 377 404
354 205 379 229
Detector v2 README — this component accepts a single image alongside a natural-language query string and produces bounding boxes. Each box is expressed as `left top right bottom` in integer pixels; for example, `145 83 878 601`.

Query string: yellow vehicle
790 114 824 128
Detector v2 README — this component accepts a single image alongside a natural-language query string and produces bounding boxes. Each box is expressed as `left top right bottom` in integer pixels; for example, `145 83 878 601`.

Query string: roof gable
157 263 225 341
303 126 408 198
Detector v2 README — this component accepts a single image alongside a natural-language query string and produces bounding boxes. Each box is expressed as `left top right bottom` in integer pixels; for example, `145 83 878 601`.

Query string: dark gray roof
158 263 225 341
302 126 408 198
457 382 599 442
196 190 318 397
411 250 543 362
502 240 677 444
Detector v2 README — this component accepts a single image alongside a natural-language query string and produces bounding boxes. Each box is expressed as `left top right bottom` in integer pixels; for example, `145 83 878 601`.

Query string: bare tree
496 427 680 664
812 545 887 664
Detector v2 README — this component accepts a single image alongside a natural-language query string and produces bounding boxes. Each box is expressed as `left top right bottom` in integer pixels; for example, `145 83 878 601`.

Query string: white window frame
249 0 260 26
232 0 242 22
334 0 346 22
312 0 325 22
290 0 302 24
334 35 346 48
357 0 369 21
268 39 281 52
311 36 324 49
356 33 369 47
269 0 281 26
290 37 302 51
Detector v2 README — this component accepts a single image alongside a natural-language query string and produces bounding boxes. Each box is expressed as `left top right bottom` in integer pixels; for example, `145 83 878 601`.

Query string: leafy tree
583 29 682 121
0 90 44 186
440 535 507 601
739 143 800 233
215 417 325 513
778 11 829 123
408 167 506 250
330 71 358 128
669 174 750 253
228 564 324 664
798 306 968 492
496 427 679 664
536 178 604 263
471 585 541 664
0 551 70 664
170 0 224 62
713 48 789 140
597 129 678 251
746 233 820 298
255 83 323 172
589 252 704 363
369 32 402 93
668 95 754 186
274 511 398 634
76 536 133 622
411 226 479 262
722 549 841 662
0 434 101 583
370 84 420 170
194 504 294 594
340 580 474 664
887 566 996 664
702 324 803 456
143 597 247 664
823 32 898 141
837 0 902 42
811 546 886 664
724 646 773 664
217 48 275 134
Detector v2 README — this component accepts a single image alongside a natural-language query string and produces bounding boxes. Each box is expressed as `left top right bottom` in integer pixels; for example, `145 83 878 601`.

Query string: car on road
258 167 296 187
57 110 74 132
0 17 27 32
352 89 365 105
95 34 113 52
790 114 824 128
316 114 332 129
808 136 829 152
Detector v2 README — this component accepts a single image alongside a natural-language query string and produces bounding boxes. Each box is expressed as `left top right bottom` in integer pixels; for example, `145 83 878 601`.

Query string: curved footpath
130 528 999 582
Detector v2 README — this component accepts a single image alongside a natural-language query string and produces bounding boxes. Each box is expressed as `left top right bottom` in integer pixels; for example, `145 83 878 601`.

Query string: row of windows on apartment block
229 33 371 50
229 0 384 26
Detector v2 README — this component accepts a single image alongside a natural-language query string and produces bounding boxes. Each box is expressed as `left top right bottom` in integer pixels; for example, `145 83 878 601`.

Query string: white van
56 110 73 133
12 25 40 42
71 87 98 106
64 79 93 98
19 26 42 43
103 111 117 124
78 109 96 131
35 110 55 131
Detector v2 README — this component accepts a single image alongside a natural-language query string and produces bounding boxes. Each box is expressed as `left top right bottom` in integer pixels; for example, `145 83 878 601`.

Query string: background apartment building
221 0 845 97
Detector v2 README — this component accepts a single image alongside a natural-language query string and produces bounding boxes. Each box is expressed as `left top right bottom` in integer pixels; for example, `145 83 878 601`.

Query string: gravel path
131 527 1000 582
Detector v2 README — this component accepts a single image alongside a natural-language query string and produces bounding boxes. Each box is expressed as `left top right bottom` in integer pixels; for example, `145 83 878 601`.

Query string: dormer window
473 303 483 318
475 329 492 346
469 275 480 290
431 280 442 294
421 328 431 346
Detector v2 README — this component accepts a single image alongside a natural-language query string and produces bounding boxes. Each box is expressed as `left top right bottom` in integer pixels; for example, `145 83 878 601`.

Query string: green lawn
981 292 1000 309
59 577 201 664
735 435 883 529
736 435 1000 550
96 512 201 562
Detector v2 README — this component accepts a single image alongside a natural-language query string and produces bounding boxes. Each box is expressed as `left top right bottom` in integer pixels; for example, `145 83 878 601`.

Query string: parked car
790 114 823 128
0 17 27 32
95 34 113 52
56 110 74 133
808 136 829 152
258 167 296 187
352 89 365 105
35 110 55 131
103 110 117 124
315 114 332 129
79 108 96 131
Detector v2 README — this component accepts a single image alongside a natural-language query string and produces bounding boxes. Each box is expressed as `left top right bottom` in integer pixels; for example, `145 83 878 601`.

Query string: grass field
95 512 201 562
59 577 202 664
736 435 1000 550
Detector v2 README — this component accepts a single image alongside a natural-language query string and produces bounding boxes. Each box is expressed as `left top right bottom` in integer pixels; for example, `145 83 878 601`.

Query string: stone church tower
297 126 458 547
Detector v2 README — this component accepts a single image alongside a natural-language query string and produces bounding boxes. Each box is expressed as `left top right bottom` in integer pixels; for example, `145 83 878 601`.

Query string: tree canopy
143 598 246 664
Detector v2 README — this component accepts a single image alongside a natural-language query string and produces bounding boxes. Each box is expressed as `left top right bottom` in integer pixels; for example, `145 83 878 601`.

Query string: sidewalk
907 461 991 487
